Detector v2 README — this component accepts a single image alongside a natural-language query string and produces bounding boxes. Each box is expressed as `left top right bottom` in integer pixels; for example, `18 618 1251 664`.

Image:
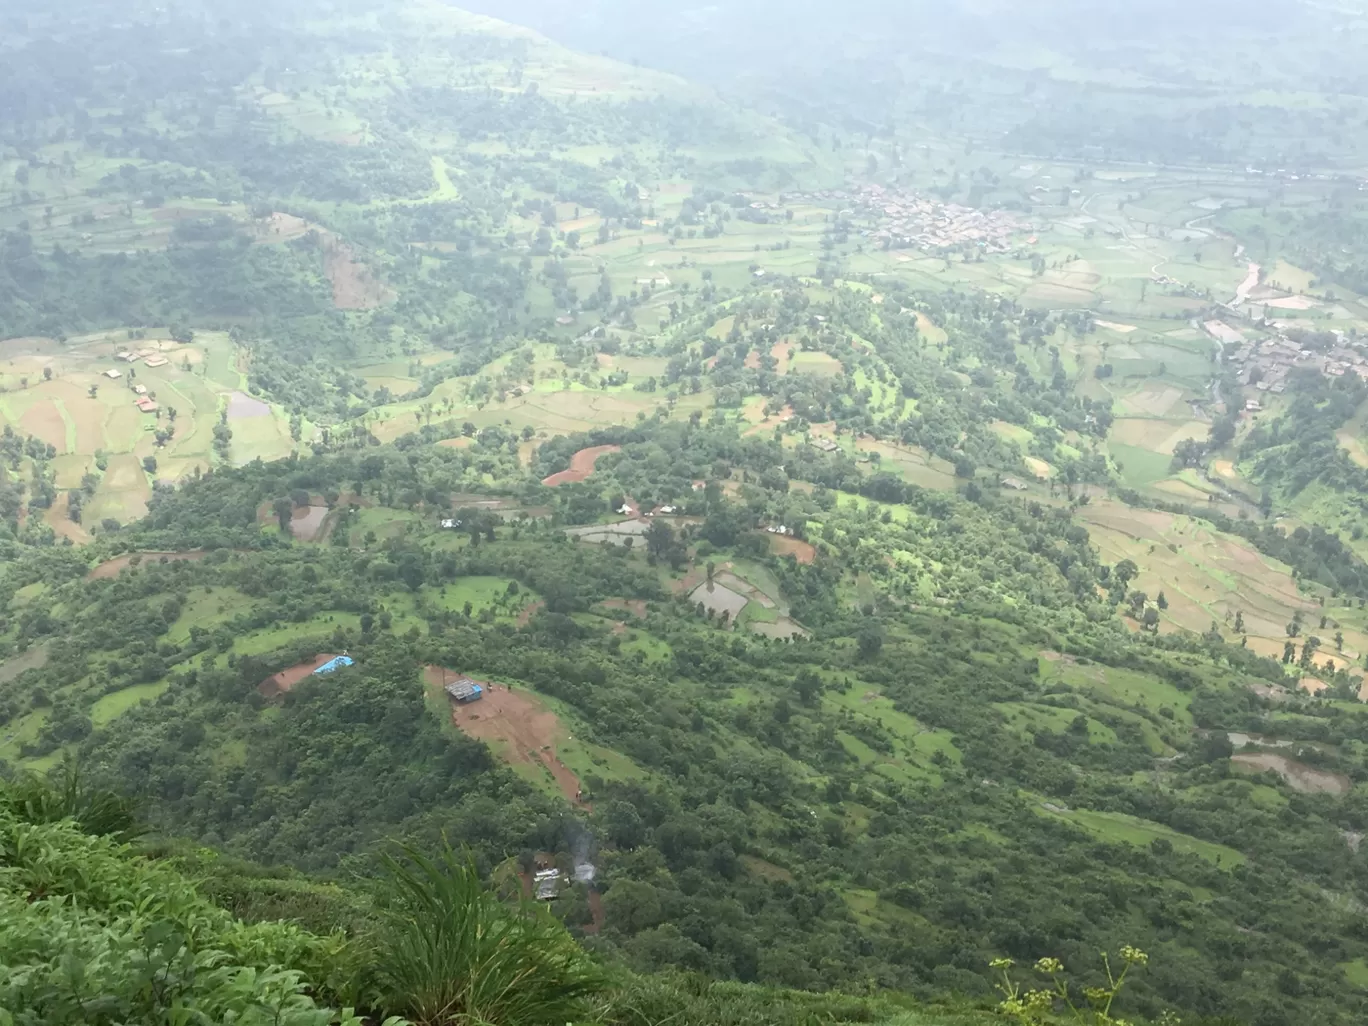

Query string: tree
857 623 884 659
1142 607 1160 632
1156 591 1168 610
793 670 823 705
1208 414 1237 447
602 800 645 848
141 455 157 474
1171 437 1205 469
272 497 293 533
645 518 675 562
1234 610 1244 633
42 366 52 381
601 879 665 935
1112 559 1138 593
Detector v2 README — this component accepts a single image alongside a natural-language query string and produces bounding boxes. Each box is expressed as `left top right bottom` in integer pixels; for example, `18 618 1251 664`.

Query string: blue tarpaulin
445 677 484 702
313 655 354 675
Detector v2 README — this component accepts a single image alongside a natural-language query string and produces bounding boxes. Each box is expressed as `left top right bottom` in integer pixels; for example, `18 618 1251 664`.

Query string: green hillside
6 2 1368 1025
0 770 1001 1026
0 420 1365 1023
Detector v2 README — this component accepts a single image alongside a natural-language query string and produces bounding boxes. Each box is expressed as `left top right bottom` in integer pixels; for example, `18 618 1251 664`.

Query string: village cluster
1206 320 1368 411
102 347 176 414
822 183 1032 252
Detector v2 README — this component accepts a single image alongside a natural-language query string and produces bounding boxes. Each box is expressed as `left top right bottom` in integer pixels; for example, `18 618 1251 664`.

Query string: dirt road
541 444 621 487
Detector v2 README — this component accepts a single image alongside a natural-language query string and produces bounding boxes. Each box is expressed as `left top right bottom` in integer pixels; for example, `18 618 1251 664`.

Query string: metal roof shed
445 677 484 702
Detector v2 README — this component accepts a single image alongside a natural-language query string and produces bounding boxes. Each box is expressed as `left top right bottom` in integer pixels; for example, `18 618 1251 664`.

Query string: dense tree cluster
1 430 1365 1023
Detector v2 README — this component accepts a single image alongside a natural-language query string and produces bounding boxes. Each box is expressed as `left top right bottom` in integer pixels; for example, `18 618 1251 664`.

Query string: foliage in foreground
1 768 1252 1026
993 950 1166 1026
0 802 363 1025
0 760 142 842
371 844 608 1026
0 775 979 1026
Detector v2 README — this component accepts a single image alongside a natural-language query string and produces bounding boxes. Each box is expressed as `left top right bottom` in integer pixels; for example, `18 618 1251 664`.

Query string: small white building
103 369 122 379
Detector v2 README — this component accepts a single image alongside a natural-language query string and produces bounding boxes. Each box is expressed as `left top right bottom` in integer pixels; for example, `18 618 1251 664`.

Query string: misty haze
2 2 1368 1025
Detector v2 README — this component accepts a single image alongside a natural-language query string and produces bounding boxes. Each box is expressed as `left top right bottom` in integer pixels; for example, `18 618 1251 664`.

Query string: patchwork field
0 330 299 525
1076 499 1368 670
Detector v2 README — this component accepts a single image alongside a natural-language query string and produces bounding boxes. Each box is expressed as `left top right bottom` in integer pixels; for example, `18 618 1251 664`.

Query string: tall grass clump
372 843 607 1026
0 758 142 841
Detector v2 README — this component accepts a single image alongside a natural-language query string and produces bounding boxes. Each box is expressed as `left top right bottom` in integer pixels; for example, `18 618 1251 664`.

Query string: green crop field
90 682 170 727
1037 805 1246 866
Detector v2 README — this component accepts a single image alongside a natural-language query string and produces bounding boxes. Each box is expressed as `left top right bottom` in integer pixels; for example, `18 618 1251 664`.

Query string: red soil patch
321 235 388 310
744 349 761 370
541 444 621 487
771 536 816 564
19 399 66 452
517 600 545 626
438 436 474 449
88 550 210 579
45 494 90 544
770 341 793 374
259 653 344 699
585 890 606 934
426 666 587 807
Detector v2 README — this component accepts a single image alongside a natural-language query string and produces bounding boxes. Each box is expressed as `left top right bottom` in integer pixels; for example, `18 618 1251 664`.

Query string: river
1232 262 1261 306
